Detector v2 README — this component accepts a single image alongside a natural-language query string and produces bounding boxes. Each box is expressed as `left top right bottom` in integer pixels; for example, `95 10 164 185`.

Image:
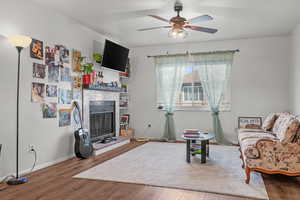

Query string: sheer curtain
155 55 187 141
192 52 234 144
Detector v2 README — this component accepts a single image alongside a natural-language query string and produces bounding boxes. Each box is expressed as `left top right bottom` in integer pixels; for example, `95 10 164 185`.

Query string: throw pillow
272 113 292 135
277 118 300 144
262 113 278 131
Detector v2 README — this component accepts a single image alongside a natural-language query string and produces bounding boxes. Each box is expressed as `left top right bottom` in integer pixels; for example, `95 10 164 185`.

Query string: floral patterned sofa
237 112 300 184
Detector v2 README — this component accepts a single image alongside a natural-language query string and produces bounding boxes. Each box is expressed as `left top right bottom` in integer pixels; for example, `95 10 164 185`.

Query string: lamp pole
7 35 32 185
16 46 23 179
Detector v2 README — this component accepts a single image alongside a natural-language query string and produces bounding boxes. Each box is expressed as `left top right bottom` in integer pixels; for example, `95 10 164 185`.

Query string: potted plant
92 53 102 63
80 57 94 85
80 53 103 85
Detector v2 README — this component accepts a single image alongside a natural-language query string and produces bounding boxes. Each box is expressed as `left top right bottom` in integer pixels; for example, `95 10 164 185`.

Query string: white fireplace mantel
82 89 120 138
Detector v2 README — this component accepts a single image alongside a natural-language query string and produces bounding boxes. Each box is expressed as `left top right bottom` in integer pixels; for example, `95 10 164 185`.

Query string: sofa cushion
262 113 278 131
237 128 265 134
276 118 300 144
238 131 276 144
272 113 293 135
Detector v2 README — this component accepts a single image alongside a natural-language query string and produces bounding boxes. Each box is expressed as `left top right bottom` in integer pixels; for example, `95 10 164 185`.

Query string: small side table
182 132 215 164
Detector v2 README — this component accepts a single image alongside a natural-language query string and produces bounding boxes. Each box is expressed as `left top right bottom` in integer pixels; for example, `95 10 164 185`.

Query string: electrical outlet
28 145 35 152
148 124 151 128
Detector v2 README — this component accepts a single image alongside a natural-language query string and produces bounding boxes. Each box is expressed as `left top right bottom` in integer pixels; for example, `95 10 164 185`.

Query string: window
158 65 231 111
156 52 233 111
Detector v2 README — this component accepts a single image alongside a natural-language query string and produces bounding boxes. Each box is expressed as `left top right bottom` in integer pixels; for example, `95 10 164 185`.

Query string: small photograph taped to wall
48 63 59 83
32 63 46 79
45 46 55 65
59 109 71 127
72 90 81 101
42 102 57 118
31 82 45 103
60 67 71 82
60 45 70 64
72 49 81 72
72 76 82 89
55 45 69 65
46 85 58 97
30 39 43 60
58 89 72 104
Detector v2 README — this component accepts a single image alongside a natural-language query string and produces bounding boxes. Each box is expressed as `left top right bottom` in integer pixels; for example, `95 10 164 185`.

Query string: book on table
183 133 202 138
184 129 200 134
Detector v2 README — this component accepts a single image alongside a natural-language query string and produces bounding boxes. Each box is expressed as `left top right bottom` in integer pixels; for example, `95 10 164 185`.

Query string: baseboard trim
1 154 74 181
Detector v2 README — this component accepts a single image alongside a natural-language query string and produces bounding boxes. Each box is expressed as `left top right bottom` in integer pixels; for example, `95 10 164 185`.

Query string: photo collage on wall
29 38 83 127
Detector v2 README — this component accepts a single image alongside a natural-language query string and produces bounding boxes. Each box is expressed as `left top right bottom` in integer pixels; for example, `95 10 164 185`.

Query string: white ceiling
31 0 300 47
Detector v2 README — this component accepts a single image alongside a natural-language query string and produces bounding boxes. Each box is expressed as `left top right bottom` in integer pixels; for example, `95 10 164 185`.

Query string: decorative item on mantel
80 57 94 85
83 81 123 92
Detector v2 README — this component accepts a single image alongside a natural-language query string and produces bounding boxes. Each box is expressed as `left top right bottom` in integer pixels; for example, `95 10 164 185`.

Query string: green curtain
155 55 187 142
192 52 234 145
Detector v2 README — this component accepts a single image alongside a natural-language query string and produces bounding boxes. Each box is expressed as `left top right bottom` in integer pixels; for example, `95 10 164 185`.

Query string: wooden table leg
186 140 191 163
201 140 207 163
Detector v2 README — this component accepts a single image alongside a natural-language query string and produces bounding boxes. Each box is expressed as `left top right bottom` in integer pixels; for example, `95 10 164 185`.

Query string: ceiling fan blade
137 26 172 31
148 15 170 23
188 15 213 24
185 25 218 34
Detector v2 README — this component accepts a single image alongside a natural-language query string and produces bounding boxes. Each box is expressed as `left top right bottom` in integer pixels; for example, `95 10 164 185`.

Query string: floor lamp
7 35 32 185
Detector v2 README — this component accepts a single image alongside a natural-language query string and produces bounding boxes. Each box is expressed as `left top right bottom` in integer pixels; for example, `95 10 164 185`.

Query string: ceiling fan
137 2 218 39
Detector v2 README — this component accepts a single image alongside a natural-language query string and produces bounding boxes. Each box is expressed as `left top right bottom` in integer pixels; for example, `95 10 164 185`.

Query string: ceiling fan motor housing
171 2 187 26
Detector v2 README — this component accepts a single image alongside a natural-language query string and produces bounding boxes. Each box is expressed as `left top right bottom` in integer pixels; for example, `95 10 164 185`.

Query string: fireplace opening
89 101 115 143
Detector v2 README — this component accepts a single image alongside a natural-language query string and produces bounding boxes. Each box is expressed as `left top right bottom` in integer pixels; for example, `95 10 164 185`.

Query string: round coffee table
182 132 215 163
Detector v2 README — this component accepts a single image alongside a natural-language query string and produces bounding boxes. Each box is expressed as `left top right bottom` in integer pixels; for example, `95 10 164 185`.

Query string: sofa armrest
244 146 260 159
255 139 300 166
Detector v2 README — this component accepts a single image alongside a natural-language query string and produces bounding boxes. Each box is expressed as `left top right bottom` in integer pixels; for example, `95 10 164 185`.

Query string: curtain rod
147 49 240 58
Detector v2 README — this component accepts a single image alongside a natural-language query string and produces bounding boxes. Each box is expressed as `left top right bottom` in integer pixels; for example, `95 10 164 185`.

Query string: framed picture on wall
238 117 262 129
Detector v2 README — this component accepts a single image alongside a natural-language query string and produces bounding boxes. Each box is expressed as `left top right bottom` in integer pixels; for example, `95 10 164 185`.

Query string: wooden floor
0 141 299 200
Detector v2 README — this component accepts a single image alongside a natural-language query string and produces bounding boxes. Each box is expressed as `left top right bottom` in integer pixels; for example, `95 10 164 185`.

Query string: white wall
0 0 120 178
290 23 300 113
129 36 290 143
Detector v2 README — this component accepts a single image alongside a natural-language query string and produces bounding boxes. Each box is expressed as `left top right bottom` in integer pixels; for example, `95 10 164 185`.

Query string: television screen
101 40 129 72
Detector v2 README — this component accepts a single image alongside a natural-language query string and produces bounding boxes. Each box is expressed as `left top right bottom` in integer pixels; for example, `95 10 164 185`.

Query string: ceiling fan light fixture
168 28 187 39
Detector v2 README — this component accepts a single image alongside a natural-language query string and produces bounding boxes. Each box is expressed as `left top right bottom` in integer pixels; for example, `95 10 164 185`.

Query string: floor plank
0 141 299 200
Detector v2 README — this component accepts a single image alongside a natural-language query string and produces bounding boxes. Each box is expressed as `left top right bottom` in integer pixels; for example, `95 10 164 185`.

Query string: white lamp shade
7 35 32 48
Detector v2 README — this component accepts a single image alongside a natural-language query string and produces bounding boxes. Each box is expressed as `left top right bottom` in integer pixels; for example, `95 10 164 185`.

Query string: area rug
74 142 268 199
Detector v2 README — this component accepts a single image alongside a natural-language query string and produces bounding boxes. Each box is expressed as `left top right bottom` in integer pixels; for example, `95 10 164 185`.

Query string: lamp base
7 177 28 185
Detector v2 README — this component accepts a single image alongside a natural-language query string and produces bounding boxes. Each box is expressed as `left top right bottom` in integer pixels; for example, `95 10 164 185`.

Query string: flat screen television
101 40 129 72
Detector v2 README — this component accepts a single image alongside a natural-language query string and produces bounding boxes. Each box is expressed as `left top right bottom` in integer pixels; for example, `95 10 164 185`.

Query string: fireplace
89 101 116 143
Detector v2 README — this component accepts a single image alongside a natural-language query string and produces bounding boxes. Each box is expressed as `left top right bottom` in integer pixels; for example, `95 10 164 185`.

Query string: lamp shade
7 35 32 48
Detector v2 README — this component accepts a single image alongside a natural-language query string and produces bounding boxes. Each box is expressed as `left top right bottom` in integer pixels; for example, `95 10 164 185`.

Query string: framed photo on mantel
238 117 262 129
